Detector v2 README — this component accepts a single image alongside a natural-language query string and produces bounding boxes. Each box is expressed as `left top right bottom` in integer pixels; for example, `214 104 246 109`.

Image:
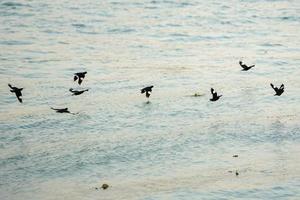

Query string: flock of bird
8 61 285 112
6 61 286 187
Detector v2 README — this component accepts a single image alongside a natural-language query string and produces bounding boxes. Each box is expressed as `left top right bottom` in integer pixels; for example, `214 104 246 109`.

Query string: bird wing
146 91 151 97
271 84 279 92
78 78 82 85
74 75 78 81
210 88 214 95
239 62 247 69
280 84 284 90
69 88 75 93
249 65 255 68
148 85 154 92
8 84 13 89
16 95 22 103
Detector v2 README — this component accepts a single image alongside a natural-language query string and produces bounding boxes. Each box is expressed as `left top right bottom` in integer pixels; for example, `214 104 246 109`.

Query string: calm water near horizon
0 0 300 199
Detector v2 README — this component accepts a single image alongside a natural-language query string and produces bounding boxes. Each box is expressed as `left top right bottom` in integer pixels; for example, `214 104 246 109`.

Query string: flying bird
239 61 255 71
8 84 23 103
74 71 87 85
141 85 154 98
270 83 284 96
51 107 75 114
210 88 222 101
69 88 88 96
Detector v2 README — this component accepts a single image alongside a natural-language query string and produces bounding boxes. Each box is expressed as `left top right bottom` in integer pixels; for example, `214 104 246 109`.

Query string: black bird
51 107 74 114
69 88 88 96
270 83 284 96
210 88 222 101
239 61 255 71
95 183 109 190
74 71 87 85
235 170 239 176
141 85 154 98
8 84 23 103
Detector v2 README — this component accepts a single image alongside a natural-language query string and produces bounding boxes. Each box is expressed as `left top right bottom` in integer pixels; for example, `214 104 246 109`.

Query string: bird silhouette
74 71 87 85
210 88 222 101
239 61 255 71
8 84 23 103
51 107 76 114
141 85 154 98
270 83 284 96
69 88 88 96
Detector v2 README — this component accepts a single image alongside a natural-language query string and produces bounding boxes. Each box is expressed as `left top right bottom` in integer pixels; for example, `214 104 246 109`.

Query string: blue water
1 0 300 199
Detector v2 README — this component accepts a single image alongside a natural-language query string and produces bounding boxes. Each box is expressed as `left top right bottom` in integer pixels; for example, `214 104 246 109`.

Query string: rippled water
1 0 300 199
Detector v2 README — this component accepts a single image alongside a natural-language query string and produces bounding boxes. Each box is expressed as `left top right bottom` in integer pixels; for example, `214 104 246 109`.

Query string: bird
270 83 284 96
8 84 23 103
239 61 255 71
74 71 87 85
51 107 74 114
210 88 222 101
69 88 88 96
101 184 109 190
235 170 239 176
141 85 154 98
95 183 109 190
233 155 238 158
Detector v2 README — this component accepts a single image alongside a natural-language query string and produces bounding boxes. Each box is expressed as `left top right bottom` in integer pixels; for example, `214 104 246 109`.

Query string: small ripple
72 23 86 28
107 28 136 34
280 16 300 21
0 40 33 46
1 2 31 8
261 43 283 47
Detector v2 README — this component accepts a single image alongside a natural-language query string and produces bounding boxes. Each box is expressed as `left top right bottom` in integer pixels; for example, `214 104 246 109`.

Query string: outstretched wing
280 84 284 90
271 83 279 92
239 62 247 69
74 75 78 81
78 78 83 85
148 85 154 92
210 88 214 95
16 95 22 103
8 84 13 89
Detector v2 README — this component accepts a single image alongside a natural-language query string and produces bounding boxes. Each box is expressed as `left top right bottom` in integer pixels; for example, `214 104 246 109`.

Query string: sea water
0 0 300 199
